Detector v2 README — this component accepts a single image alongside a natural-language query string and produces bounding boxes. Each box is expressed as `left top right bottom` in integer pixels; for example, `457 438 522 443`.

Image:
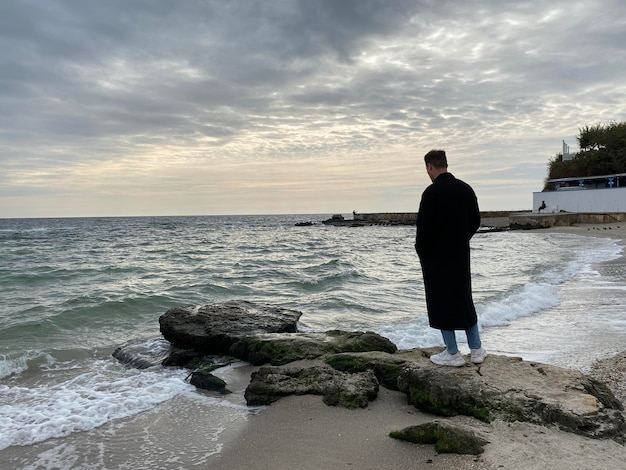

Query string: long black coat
415 172 480 330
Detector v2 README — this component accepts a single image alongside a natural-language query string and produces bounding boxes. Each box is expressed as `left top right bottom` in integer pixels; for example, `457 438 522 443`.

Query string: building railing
545 173 626 191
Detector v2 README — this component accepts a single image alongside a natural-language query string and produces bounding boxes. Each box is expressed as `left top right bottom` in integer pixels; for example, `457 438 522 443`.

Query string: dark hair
424 149 448 169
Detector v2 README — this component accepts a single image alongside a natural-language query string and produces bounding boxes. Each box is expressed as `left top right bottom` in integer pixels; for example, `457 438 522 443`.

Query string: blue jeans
441 323 481 354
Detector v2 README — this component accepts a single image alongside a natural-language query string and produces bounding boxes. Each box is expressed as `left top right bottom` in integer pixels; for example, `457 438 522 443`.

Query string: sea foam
0 359 194 450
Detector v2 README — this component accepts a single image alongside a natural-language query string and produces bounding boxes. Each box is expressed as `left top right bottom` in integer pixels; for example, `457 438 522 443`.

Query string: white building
533 174 626 213
562 140 574 162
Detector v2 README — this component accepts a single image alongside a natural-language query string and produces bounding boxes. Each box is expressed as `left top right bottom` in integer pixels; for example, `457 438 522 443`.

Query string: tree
546 121 626 188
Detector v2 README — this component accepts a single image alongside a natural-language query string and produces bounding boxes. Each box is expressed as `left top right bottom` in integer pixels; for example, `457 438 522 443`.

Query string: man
415 149 487 366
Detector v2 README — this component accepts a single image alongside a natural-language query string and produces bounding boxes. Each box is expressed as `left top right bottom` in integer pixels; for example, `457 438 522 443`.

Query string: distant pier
509 211 626 229
302 211 626 230
319 211 513 230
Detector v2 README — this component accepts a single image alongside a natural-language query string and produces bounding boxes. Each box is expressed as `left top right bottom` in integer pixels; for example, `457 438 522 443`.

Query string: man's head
424 149 448 181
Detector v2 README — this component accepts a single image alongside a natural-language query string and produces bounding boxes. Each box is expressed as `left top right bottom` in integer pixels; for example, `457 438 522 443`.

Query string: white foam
0 354 29 379
478 233 622 328
0 351 56 379
0 360 194 450
379 233 624 350
479 281 561 328
377 316 443 350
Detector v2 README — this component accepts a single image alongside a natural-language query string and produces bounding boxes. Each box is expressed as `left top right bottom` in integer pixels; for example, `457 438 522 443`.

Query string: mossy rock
325 351 406 390
407 384 491 422
389 421 489 454
244 365 379 408
230 330 397 366
189 365 231 394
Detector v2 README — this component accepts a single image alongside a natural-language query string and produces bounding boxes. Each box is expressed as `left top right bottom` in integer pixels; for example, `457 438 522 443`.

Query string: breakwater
320 211 516 227
318 211 626 230
510 212 626 229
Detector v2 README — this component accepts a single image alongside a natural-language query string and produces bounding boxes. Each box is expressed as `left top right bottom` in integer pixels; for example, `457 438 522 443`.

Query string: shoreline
2 223 625 469
209 223 626 470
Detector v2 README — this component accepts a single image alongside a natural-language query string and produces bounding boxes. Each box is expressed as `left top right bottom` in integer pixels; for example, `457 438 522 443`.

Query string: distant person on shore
538 200 546 212
415 149 487 367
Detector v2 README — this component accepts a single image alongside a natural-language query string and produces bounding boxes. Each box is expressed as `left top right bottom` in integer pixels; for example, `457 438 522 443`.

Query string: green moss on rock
189 366 231 394
407 385 491 422
325 352 405 390
389 422 489 455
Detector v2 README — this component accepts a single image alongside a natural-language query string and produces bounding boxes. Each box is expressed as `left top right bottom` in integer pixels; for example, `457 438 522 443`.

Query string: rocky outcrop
245 364 379 409
326 350 407 390
326 348 625 442
158 300 302 353
591 351 626 406
230 330 397 366
153 301 396 394
112 300 626 446
389 421 489 454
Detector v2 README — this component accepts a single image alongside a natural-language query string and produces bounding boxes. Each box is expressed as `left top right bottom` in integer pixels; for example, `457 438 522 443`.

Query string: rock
161 347 203 367
159 300 302 353
590 351 626 407
389 420 489 454
189 365 231 394
230 330 397 366
395 348 626 442
147 300 626 444
325 350 408 390
112 338 173 369
244 365 379 409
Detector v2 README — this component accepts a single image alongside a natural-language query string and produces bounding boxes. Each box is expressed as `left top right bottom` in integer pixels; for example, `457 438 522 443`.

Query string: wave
0 358 194 451
477 233 622 328
0 347 100 381
0 352 33 379
112 337 173 369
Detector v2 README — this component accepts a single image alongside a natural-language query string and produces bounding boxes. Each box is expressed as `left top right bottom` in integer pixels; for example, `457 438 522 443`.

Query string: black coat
415 172 480 330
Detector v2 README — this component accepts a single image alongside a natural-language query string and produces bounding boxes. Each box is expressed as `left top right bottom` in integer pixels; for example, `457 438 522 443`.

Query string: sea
2 214 626 469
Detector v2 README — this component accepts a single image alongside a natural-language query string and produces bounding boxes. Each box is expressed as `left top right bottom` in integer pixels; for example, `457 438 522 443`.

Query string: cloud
1 0 626 217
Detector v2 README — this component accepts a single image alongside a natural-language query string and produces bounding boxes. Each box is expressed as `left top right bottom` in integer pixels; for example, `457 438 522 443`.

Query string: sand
208 223 626 470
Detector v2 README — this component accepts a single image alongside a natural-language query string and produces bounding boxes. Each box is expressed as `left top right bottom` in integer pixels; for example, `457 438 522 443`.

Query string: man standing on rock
415 149 487 366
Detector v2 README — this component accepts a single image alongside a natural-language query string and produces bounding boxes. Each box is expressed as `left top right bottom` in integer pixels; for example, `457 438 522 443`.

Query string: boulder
230 330 397 365
189 365 232 394
120 300 626 445
158 300 302 353
394 348 626 442
323 349 626 442
390 420 489 454
244 365 379 409
325 350 408 390
112 338 174 369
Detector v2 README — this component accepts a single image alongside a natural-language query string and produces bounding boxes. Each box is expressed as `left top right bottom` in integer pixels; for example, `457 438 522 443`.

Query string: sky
1 0 626 218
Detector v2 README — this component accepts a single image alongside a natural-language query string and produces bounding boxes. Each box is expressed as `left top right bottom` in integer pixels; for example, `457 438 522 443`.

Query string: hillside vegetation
546 122 626 187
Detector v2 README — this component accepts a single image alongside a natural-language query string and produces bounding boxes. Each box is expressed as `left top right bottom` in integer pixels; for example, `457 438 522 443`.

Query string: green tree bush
545 121 626 189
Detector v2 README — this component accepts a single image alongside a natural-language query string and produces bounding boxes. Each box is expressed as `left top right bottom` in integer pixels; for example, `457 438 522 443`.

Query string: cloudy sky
1 0 625 218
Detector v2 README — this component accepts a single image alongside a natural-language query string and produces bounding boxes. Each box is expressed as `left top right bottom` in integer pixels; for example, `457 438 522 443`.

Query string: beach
208 223 626 470
2 216 626 469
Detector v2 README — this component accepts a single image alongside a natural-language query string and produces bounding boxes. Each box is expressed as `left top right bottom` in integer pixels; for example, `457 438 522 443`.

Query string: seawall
322 211 516 227
359 212 416 225
320 211 626 230
510 212 626 229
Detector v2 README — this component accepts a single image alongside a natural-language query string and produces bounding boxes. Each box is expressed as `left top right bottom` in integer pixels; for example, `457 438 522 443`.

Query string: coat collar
433 172 454 182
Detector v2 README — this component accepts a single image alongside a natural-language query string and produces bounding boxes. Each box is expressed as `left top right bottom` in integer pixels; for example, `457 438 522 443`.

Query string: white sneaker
470 347 488 364
430 350 466 367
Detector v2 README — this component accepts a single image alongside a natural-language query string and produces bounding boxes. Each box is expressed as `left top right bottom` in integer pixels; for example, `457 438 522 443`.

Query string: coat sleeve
468 188 480 238
415 186 439 255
